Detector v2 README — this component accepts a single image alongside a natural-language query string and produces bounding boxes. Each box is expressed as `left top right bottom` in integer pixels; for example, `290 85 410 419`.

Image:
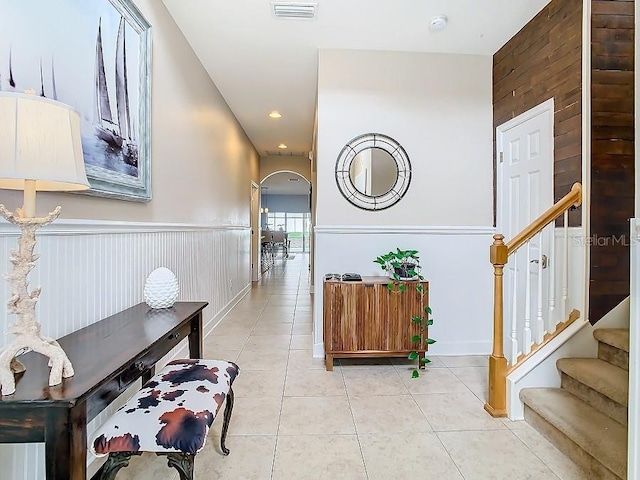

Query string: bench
90 358 239 480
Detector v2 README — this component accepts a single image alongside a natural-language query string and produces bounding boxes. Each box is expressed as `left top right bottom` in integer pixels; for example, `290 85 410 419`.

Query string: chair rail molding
0 218 251 236
313 225 496 235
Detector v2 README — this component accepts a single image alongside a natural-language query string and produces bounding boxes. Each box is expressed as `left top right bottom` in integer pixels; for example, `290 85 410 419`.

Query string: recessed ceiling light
269 111 282 119
278 143 288 149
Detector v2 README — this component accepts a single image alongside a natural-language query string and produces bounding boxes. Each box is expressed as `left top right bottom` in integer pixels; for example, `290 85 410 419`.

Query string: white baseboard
203 283 252 337
312 341 492 360
427 341 492 356
170 283 253 360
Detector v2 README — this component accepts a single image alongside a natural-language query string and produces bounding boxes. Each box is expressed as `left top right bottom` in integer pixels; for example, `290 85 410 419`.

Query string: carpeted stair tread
594 328 629 353
520 388 627 478
557 358 628 407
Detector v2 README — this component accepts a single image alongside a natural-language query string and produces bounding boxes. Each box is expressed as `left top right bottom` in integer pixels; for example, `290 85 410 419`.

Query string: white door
497 99 554 362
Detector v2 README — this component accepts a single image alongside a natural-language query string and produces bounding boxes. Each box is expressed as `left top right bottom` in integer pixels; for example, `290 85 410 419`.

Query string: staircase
520 328 629 479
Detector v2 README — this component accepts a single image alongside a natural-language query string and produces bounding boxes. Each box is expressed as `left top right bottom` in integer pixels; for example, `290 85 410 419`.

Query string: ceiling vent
272 2 317 19
265 150 307 157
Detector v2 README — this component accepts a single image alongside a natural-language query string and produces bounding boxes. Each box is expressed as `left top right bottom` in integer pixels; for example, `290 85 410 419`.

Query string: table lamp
0 92 89 395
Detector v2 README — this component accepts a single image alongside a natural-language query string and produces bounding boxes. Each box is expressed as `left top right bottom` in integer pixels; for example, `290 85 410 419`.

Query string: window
266 212 310 252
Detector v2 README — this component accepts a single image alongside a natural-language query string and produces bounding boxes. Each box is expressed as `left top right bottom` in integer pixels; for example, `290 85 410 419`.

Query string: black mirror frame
335 133 412 211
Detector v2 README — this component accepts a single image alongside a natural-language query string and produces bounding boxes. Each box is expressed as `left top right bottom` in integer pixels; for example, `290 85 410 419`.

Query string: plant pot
390 263 419 281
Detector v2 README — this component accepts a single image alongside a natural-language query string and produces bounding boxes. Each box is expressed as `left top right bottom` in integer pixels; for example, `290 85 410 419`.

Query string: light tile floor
115 254 586 480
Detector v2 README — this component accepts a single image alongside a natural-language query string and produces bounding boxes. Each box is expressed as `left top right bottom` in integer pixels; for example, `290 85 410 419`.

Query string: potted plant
374 248 421 282
374 248 435 377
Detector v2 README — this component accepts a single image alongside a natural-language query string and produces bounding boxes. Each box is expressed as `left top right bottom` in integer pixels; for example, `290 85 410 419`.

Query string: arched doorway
259 171 311 273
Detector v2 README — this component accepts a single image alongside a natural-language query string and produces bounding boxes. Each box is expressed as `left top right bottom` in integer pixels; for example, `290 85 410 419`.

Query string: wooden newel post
485 233 509 417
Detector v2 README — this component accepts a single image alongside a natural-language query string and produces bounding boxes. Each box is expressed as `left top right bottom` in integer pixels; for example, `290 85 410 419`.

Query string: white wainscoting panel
312 226 496 358
0 220 251 480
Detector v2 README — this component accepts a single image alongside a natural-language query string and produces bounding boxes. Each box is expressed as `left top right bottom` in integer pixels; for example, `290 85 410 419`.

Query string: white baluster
562 210 569 323
511 254 519 364
536 230 545 344
548 222 556 332
524 243 532 354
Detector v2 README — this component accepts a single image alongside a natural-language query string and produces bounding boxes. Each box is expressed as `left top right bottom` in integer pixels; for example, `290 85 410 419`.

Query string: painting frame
83 0 152 202
0 0 152 200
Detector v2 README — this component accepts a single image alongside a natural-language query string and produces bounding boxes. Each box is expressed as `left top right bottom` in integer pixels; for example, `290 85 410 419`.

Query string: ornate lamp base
0 334 74 395
0 205 75 396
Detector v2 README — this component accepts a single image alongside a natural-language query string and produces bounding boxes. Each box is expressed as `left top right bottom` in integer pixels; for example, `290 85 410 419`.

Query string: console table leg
45 405 87 480
325 354 333 371
189 312 203 359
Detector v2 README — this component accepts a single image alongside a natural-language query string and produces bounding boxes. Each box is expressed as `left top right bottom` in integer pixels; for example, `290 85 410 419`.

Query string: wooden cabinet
323 276 429 370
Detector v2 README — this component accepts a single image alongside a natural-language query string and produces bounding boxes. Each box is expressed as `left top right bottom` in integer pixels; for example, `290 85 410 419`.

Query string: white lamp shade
0 92 89 191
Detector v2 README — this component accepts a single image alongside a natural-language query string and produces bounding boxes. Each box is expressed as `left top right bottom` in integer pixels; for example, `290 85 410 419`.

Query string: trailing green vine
374 248 436 377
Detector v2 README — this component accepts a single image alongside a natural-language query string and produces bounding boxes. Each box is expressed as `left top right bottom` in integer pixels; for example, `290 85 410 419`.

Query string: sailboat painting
0 0 151 201
92 16 138 169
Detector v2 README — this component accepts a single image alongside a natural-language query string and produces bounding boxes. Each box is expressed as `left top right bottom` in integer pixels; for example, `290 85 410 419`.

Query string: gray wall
263 194 310 213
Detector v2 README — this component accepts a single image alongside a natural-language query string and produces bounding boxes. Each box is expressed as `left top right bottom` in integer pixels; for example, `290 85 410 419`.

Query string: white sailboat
94 18 123 149
115 16 138 166
51 57 58 100
8 46 16 90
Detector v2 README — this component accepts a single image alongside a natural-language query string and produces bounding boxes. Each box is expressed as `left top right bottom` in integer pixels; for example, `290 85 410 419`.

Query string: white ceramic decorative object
144 267 179 309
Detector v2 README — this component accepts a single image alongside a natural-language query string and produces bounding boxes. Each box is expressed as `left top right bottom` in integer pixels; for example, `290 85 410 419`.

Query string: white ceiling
162 0 551 157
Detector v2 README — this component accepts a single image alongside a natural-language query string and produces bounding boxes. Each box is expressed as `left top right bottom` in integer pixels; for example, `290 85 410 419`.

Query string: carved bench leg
164 452 195 480
97 451 142 480
221 387 235 455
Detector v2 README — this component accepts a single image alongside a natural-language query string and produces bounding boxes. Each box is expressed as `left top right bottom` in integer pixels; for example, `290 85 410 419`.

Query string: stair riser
598 343 629 371
523 406 623 480
560 374 628 426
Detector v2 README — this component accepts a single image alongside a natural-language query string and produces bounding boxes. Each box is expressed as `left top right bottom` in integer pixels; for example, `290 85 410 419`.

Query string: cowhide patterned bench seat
90 359 239 480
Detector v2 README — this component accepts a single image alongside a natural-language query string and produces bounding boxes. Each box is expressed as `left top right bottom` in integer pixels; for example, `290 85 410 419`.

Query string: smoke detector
429 14 448 31
272 2 317 19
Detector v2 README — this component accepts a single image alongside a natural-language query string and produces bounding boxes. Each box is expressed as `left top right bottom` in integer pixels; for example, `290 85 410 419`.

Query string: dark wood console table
0 301 207 480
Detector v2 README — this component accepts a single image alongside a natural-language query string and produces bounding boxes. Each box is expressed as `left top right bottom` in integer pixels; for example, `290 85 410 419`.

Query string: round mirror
349 147 398 197
336 133 411 211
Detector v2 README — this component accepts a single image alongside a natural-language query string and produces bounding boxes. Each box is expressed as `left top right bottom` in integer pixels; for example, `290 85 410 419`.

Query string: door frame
630 219 640 479
496 98 555 233
496 98 555 361
251 181 260 282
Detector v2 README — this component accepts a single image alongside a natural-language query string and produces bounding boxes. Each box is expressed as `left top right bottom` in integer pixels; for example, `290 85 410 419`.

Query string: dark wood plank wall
589 0 635 322
493 0 583 227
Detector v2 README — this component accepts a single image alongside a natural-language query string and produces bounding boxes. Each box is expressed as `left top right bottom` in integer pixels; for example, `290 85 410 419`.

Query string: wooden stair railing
485 182 583 417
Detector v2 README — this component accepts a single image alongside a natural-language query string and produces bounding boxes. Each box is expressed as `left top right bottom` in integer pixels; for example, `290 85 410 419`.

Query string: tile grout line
341 359 371 480
271 263 304 479
508 427 566 480
408 362 486 479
